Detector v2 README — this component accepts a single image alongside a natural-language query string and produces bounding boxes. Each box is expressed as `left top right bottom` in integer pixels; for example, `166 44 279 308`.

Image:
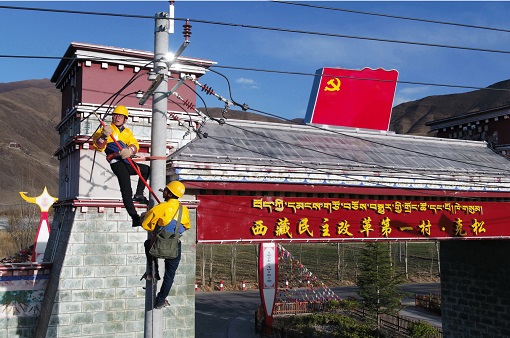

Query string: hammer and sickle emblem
324 78 341 92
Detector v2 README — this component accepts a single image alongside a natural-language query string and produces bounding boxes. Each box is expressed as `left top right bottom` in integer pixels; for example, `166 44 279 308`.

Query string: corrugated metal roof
169 119 510 192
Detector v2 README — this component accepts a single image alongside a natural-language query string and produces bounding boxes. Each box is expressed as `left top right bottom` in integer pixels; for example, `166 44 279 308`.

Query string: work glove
120 147 132 159
102 125 113 138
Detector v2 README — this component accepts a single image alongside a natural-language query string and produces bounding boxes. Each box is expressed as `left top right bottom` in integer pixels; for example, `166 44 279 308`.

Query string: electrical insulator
183 20 192 40
183 99 195 110
200 84 214 95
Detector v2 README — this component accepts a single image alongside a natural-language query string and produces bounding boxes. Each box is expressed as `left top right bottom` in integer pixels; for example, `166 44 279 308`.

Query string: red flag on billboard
305 67 398 131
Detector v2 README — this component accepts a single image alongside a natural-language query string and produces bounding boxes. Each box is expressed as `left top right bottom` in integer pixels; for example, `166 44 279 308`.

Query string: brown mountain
2 78 510 209
0 79 60 209
390 79 510 136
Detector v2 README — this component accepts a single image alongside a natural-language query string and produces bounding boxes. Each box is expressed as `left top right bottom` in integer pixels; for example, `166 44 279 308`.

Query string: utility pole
144 11 169 338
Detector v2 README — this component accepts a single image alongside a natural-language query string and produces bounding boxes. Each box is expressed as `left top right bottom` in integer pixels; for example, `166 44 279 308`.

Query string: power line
3 4 510 56
208 64 510 93
0 54 154 65
190 126 508 200
3 5 510 189
178 17 510 56
0 5 154 19
245 104 510 173
176 75 510 194
198 66 510 174
274 1 510 34
218 119 510 191
1 52 508 94
0 54 64 61
2 51 509 162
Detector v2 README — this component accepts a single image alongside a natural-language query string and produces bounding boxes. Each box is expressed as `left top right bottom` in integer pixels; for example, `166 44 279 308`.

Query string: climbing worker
92 105 150 227
141 181 190 309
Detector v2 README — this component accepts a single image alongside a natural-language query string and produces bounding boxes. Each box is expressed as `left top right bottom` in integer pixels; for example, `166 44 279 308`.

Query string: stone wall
34 204 196 337
0 263 51 337
440 240 510 337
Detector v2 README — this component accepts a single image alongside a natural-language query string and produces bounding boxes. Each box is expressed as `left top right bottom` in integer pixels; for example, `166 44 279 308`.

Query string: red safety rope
96 116 161 204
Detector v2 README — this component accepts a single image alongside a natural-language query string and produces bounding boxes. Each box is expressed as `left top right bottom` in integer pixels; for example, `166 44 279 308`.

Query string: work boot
133 194 149 205
154 297 169 309
132 215 141 227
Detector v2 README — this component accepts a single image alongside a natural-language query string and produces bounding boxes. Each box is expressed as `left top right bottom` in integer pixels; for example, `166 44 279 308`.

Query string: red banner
197 195 510 243
305 67 398 131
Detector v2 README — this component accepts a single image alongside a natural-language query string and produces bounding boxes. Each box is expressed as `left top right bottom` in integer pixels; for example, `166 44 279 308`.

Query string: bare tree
314 243 323 273
336 243 347 282
198 244 206 286
428 242 436 277
353 251 360 280
208 245 214 287
5 203 39 255
230 244 237 286
404 242 409 280
435 241 441 276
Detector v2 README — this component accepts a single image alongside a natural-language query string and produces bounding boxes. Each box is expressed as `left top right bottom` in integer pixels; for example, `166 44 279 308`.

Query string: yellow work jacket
142 199 190 233
92 124 139 154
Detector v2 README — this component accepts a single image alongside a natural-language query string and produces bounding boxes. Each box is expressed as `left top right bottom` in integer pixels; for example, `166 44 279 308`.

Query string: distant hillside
390 79 510 136
0 79 60 209
3 78 510 209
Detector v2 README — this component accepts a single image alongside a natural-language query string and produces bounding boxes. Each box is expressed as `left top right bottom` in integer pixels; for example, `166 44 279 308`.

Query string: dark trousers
144 239 181 301
110 160 150 219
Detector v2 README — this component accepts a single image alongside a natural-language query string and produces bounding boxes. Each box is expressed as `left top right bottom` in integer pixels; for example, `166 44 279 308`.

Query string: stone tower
35 42 212 337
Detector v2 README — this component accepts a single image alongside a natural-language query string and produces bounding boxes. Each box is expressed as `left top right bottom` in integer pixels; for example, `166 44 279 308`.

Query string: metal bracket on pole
139 18 191 107
171 40 190 63
139 73 165 106
165 77 185 98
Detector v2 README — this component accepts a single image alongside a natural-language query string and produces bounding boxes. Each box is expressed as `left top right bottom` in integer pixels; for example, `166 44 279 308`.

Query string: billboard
197 195 510 243
304 67 398 131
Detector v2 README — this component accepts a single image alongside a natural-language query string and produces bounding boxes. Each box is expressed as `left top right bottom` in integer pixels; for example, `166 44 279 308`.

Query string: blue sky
2 1 510 120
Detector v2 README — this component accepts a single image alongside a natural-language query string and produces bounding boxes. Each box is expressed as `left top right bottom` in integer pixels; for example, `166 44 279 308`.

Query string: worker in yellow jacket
92 105 150 227
141 181 190 309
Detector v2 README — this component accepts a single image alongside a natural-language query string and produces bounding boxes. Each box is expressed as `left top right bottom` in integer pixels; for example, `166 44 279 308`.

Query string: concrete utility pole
144 11 169 338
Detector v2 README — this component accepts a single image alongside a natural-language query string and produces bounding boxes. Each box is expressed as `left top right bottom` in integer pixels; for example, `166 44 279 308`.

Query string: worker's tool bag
149 204 183 259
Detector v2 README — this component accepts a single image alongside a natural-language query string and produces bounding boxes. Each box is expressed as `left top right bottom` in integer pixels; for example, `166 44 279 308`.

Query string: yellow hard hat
113 105 129 118
166 181 185 198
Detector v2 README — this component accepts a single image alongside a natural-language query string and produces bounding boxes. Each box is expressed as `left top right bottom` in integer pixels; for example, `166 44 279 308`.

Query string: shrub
340 297 361 311
327 299 341 311
0 204 43 260
285 313 382 338
408 321 441 338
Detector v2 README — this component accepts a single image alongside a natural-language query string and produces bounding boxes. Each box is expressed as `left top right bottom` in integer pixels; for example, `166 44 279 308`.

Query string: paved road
397 283 442 329
196 289 260 338
195 283 442 338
